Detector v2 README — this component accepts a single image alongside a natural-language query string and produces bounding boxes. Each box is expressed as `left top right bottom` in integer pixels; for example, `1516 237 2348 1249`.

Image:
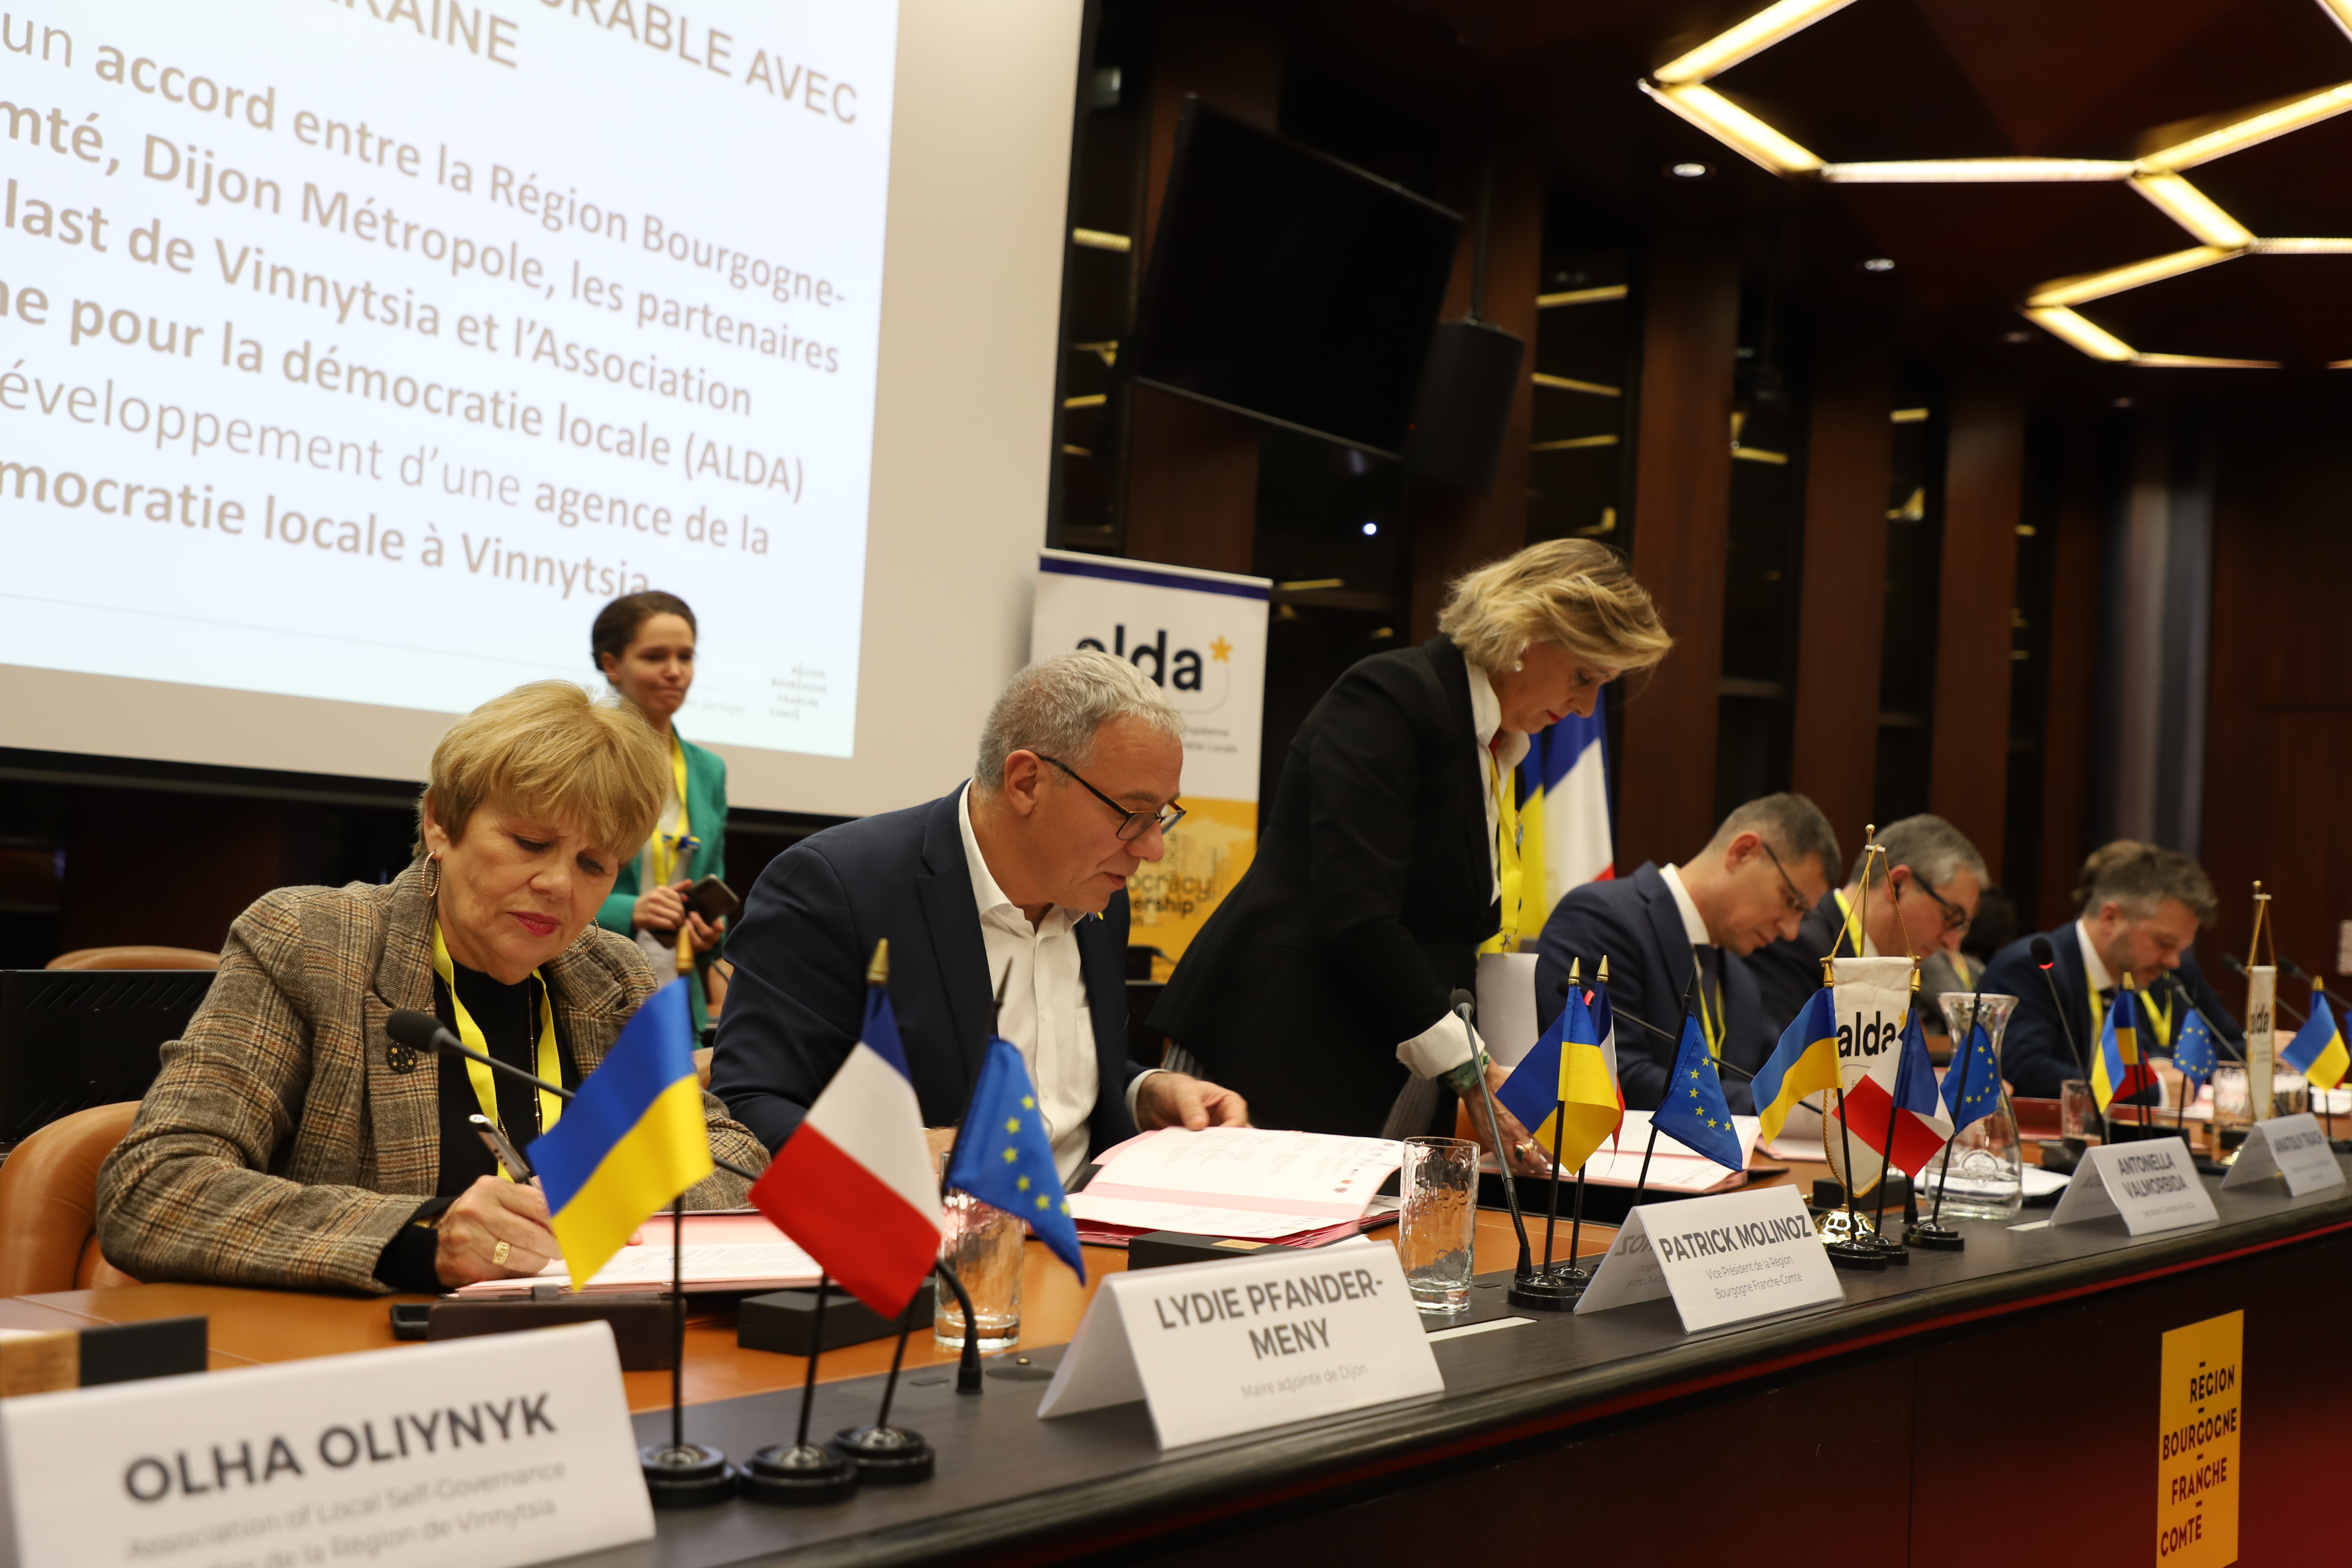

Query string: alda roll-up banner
1031 550 1269 970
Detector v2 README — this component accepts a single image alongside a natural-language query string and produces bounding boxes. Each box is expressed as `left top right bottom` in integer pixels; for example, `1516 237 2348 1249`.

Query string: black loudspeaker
1403 318 1525 492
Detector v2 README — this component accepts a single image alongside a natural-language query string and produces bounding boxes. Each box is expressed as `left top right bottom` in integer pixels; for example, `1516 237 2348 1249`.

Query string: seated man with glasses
1532 794 1839 1113
710 652 1246 1179
1745 814 1988 1040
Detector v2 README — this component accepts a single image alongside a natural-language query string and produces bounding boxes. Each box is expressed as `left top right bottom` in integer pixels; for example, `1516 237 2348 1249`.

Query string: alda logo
1076 624 1210 691
1837 1012 1900 1061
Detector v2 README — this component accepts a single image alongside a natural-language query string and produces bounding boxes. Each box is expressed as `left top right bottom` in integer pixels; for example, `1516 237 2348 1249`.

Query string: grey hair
2076 841 2217 924
974 651 1185 791
1703 792 1841 884
1851 813 1988 892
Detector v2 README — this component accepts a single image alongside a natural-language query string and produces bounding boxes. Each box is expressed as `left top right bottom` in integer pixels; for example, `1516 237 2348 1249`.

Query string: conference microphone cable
1451 988 1534 1277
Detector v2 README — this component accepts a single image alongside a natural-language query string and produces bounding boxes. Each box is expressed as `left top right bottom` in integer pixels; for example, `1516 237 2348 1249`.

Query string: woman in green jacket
591 591 728 1033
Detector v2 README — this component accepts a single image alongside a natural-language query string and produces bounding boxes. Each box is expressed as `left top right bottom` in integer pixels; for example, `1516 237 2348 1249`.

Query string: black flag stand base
643 1196 738 1507
1902 1217 1964 1251
828 1287 937 1486
742 1276 859 1506
1507 1103 1583 1311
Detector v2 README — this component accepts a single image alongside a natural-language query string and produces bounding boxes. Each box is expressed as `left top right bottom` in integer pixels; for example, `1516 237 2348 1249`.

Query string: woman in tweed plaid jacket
96 684 767 1294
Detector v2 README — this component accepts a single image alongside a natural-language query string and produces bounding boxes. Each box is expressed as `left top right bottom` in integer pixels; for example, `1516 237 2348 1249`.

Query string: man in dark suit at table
1979 841 2242 1103
710 652 1246 1180
1532 794 1839 1113
1746 813 1989 1038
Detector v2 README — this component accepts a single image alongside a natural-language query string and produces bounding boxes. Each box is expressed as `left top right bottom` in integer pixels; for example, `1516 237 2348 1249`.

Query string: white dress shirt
1392 661 1525 1082
1658 863 1712 948
2076 918 2115 992
960 785 1150 1182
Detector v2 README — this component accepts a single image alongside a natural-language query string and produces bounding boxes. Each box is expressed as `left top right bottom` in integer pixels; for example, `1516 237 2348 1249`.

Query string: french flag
749 984 943 1315
1522 709 1615 894
1828 1007 1954 1188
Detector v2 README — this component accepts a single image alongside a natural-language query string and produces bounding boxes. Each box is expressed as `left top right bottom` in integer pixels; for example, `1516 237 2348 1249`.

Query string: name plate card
1037 1238 1441 1449
2220 1113 2347 1197
0 1322 652 1568
1574 1186 1842 1333
2051 1137 2220 1235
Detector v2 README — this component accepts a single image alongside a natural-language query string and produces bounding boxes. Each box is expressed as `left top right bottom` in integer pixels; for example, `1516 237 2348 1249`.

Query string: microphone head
2029 936 2055 969
387 1009 444 1052
2219 953 2247 975
2282 957 2310 980
1449 988 1476 1014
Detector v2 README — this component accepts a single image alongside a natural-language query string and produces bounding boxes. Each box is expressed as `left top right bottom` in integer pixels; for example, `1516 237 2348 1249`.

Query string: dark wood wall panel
2034 423 2107 931
1928 384 2024 878
1616 233 1740 870
1787 294 1896 851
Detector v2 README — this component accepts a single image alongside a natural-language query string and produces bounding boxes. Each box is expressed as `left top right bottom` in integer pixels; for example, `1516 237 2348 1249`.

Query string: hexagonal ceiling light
1637 0 2352 367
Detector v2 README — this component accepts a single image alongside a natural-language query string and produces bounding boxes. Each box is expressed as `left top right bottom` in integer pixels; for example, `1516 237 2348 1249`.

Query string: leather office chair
0 1102 143 1294
47 947 219 971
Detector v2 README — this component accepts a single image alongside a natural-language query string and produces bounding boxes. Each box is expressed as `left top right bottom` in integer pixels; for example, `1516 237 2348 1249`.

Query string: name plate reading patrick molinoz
1038 1238 1441 1449
2050 1137 2220 1236
2219 1112 2347 1198
1574 1185 1843 1333
0 1322 653 1568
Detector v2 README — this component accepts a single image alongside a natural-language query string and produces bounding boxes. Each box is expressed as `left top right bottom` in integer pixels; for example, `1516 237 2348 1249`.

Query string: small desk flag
1941 1019 2003 1136
943 1036 1084 1282
1754 987 1839 1147
531 977 713 1286
1499 983 1623 1174
2092 982 2159 1111
750 980 945 1315
1653 1012 1744 1171
1829 1006 1954 1184
2282 988 2350 1093
2172 1007 2219 1095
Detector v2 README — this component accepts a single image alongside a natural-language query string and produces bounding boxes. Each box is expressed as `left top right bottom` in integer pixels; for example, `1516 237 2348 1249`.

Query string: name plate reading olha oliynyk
2220 1112 2347 1197
2050 1136 2220 1236
0 1321 652 1568
1037 1237 1441 1449
1574 1185 1842 1333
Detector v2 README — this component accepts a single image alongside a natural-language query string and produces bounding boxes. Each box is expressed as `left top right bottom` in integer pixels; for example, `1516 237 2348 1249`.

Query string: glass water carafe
1930 992 2023 1221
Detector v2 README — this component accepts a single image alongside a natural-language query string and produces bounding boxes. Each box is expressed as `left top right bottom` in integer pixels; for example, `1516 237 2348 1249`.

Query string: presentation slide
1 0 898 760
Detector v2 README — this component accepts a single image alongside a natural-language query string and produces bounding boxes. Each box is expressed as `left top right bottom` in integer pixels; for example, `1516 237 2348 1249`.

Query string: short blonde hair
421 681 670 861
1436 539 1673 675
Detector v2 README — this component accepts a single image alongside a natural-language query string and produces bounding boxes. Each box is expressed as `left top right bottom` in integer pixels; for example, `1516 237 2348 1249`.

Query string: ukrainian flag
1754 987 1839 1146
2091 980 2158 1112
2283 988 2350 1092
531 978 714 1286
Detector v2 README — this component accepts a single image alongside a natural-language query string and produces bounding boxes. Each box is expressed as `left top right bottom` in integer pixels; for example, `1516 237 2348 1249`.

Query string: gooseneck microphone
2029 937 2093 1083
2220 954 2306 1026
386 1010 762 1184
1451 988 1533 1275
2158 971 2246 1062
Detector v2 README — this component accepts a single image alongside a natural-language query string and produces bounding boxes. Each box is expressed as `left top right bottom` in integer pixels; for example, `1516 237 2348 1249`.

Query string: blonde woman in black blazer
1153 541 1673 1161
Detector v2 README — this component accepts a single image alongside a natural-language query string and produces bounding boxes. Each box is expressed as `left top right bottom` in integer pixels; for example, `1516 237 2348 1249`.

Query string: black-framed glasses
1756 839 1811 918
1906 874 1972 934
1034 754 1185 842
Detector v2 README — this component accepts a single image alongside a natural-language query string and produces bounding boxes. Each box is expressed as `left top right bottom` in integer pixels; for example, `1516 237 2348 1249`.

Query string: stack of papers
1071 1127 1404 1246
1536 1110 1762 1194
450 1211 821 1297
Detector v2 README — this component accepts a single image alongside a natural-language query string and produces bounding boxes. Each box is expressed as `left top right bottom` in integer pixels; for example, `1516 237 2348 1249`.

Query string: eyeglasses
1756 839 1811 918
1033 754 1186 842
1907 874 1972 934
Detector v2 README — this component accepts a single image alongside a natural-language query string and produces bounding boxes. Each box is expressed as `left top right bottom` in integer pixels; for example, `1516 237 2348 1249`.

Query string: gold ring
492 1240 511 1267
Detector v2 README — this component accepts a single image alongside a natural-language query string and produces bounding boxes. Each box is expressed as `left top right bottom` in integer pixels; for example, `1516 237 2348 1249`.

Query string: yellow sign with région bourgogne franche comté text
2156 1310 2241 1567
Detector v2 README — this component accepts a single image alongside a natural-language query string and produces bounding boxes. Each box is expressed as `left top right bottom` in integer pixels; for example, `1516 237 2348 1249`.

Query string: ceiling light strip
1537 285 1630 307
1533 374 1623 397
2137 81 2352 172
2322 0 2352 43
2251 237 2352 254
1652 0 1858 86
1819 158 2134 183
2130 175 2254 249
2021 307 2136 361
2131 353 2284 368
1639 81 1824 174
2026 246 2242 308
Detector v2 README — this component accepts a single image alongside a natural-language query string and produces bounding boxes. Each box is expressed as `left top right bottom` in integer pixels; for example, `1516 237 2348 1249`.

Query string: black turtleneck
373 956 580 1292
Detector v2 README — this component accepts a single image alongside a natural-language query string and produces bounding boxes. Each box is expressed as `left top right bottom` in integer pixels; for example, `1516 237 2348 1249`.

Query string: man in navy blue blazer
1533 794 1840 1114
1980 842 2241 1102
710 653 1247 1179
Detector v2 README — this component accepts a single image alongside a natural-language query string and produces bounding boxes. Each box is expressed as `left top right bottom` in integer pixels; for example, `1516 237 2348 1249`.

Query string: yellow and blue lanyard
430 921 562 1177
650 733 698 889
1478 742 1524 956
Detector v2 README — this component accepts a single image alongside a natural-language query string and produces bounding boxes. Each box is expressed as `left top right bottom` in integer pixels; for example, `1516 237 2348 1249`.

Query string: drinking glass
1929 994 2022 1220
2060 1080 2099 1141
2210 1066 2251 1130
934 1192 1023 1351
1399 1136 1478 1315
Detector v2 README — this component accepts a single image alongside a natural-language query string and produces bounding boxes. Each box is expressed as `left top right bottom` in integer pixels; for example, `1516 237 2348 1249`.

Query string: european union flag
1652 1012 1744 1171
1941 1019 2003 1135
2172 1007 2219 1094
943 1036 1084 1281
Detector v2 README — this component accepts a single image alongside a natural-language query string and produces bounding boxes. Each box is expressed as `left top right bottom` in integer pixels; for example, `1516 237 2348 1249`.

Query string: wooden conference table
7 1141 2348 1566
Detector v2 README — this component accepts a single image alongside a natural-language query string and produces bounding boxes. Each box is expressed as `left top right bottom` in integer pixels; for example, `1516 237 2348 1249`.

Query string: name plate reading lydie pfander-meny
1574 1185 1843 1333
1037 1238 1442 1449
0 1322 653 1568
2050 1136 2221 1236
2220 1112 2348 1198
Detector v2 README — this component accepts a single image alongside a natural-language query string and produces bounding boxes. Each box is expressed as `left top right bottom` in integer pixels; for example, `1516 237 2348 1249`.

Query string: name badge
0 1322 652 1568
2050 1136 2220 1235
1574 1185 1842 1332
1037 1239 1441 1449
2219 1112 2347 1197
